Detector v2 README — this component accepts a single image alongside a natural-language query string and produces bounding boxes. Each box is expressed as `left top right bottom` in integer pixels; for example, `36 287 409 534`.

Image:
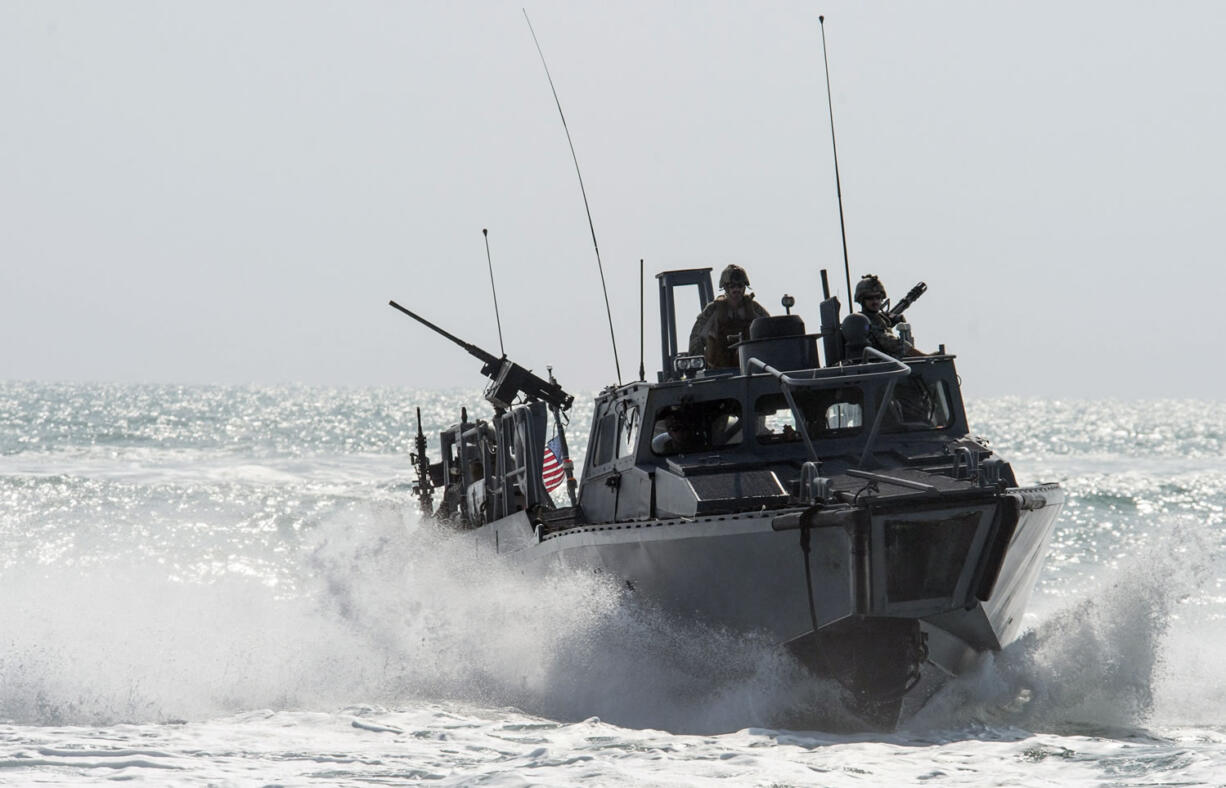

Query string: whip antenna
819 15 854 308
524 10 622 385
639 259 645 382
482 228 506 357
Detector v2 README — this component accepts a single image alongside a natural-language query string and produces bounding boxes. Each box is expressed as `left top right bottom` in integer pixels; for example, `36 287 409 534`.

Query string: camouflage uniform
854 274 908 358
689 294 770 368
864 309 906 357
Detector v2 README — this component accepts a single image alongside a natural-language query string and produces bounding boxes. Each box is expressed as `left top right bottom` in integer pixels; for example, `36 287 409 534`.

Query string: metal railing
747 348 911 466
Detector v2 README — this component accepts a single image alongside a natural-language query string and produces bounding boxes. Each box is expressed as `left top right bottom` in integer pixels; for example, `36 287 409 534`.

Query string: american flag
542 435 565 492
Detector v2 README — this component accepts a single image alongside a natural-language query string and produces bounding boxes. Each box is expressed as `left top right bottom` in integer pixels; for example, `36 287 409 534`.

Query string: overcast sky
3 1 1224 399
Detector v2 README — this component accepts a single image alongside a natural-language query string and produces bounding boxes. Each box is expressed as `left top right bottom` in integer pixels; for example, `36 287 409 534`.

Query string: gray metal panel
474 511 537 555
526 511 855 640
980 485 1064 644
654 468 697 518
615 467 654 521
578 469 619 524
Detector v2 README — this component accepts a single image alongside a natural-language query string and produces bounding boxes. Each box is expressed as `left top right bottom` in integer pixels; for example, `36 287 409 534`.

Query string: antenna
818 16 854 309
639 259 646 382
523 10 622 385
482 228 506 357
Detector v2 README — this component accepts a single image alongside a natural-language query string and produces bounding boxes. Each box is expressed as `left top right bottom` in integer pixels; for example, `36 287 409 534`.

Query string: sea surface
1 382 1224 785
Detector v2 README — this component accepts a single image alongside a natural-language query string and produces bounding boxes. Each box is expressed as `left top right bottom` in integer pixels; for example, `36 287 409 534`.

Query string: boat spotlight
673 355 707 375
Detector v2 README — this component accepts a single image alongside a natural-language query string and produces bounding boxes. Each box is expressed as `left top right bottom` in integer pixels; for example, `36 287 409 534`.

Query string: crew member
651 411 700 455
854 274 924 358
688 264 770 368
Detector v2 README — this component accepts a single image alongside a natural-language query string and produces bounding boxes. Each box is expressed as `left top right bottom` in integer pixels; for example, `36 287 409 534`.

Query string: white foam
909 514 1222 733
0 504 810 731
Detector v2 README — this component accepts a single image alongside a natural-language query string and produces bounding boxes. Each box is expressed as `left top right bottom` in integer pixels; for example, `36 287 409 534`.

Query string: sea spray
909 513 1220 733
0 496 823 732
302 511 846 733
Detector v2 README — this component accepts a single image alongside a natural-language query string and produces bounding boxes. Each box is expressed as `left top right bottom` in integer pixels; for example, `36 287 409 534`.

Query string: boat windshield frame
633 353 967 467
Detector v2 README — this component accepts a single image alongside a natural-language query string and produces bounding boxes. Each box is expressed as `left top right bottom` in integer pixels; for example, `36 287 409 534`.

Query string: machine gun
410 406 434 518
887 281 927 323
389 300 574 412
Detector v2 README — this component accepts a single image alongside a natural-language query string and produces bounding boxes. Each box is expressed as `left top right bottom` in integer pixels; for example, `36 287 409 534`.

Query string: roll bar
747 348 911 466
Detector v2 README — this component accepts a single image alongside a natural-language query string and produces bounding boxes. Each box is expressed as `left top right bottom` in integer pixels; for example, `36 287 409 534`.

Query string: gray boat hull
479 483 1063 720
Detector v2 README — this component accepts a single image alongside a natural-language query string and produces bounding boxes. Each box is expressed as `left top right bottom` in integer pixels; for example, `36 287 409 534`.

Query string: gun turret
887 282 927 320
389 300 573 412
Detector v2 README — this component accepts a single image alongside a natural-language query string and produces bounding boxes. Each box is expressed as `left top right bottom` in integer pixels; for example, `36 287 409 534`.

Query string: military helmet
854 274 887 304
719 264 750 289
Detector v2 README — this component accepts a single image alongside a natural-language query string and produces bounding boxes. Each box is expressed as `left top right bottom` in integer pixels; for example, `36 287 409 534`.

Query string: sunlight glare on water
0 383 1224 784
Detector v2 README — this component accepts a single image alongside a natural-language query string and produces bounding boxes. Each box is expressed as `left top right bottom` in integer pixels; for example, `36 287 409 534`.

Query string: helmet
719 264 750 289
854 274 887 304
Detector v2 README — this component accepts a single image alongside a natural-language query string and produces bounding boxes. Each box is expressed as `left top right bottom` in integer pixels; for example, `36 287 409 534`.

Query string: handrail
746 348 910 387
854 348 912 469
747 348 911 466
845 468 938 493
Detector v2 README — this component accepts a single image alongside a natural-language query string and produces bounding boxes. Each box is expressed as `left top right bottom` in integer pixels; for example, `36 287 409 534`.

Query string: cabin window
881 375 953 432
616 402 641 459
650 399 743 456
590 412 619 467
826 401 863 430
590 403 642 467
754 388 864 444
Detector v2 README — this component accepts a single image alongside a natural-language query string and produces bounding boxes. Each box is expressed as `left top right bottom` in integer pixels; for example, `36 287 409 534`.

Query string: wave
2 501 1220 735
910 515 1221 734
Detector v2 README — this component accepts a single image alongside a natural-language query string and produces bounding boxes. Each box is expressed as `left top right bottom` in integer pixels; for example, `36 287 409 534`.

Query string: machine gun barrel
388 299 574 413
887 281 927 319
389 300 500 367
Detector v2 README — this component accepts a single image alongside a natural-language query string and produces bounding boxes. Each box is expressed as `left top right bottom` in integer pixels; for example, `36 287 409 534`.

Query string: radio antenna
524 10 622 385
819 15 854 308
482 228 506 357
638 259 646 382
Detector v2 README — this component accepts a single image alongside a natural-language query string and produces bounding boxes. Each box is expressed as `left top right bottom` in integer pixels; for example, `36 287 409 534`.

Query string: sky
3 1 1224 399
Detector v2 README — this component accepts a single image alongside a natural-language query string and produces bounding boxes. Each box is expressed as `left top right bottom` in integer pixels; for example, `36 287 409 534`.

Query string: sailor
651 411 701 455
854 274 924 358
853 274 938 425
688 264 770 368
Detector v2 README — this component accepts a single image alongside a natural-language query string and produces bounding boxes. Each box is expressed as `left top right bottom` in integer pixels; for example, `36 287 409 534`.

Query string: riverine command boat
392 267 1063 728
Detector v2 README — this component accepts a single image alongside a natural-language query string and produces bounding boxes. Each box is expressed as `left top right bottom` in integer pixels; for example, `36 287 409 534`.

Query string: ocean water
1 382 1224 785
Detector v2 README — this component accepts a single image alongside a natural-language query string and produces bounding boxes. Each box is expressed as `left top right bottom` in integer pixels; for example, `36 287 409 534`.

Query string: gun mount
389 300 573 412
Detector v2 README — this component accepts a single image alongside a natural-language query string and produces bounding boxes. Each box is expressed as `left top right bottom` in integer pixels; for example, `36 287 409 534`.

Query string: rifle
546 365 578 507
389 300 574 412
410 407 434 518
887 282 927 322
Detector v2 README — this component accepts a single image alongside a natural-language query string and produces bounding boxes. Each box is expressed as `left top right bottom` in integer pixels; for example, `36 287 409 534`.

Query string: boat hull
487 483 1063 722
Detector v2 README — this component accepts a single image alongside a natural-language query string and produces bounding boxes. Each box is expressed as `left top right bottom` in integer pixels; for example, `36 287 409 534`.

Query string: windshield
754 387 864 445
650 399 743 456
881 373 953 432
